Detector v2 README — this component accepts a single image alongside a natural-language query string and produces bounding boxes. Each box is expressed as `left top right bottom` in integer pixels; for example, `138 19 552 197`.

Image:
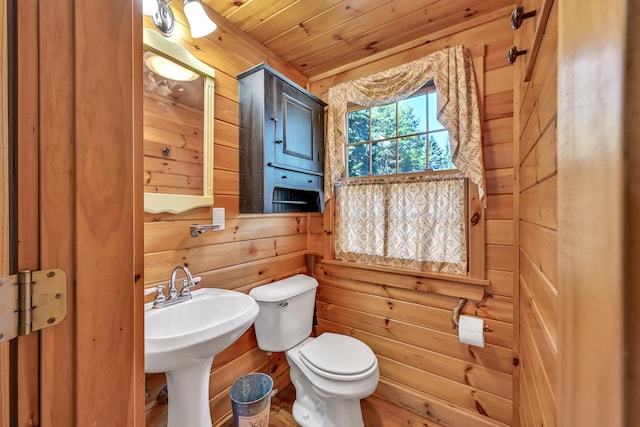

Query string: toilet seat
298 333 377 381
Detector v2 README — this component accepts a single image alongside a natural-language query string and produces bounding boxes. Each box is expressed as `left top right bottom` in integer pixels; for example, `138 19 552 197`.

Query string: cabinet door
273 79 323 173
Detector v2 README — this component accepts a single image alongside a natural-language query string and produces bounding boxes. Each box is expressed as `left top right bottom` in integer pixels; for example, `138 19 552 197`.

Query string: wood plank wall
141 12 318 426
308 14 516 427
514 0 558 425
143 90 205 195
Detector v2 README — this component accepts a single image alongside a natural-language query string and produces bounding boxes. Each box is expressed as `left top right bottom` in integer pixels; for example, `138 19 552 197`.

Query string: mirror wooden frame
142 28 215 214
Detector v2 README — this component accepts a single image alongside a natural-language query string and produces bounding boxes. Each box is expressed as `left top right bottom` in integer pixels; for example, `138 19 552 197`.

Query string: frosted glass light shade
145 54 200 82
142 0 159 16
183 0 217 38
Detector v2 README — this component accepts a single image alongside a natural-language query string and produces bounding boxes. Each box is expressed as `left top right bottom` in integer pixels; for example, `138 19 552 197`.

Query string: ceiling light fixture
183 0 217 38
151 0 175 37
142 0 159 16
145 53 200 82
148 0 216 39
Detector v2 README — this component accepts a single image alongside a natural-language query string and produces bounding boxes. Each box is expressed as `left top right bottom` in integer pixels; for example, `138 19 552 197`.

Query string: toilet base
285 337 377 427
292 397 364 427
292 399 324 426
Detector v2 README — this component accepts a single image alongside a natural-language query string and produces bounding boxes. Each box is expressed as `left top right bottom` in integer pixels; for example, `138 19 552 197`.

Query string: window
326 46 485 279
336 86 469 275
346 87 455 178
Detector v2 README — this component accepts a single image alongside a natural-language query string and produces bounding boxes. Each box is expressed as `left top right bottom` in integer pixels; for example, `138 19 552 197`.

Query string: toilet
249 274 379 427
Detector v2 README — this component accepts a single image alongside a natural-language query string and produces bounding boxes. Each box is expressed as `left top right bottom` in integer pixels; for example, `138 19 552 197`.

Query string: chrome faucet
170 265 195 298
152 265 199 309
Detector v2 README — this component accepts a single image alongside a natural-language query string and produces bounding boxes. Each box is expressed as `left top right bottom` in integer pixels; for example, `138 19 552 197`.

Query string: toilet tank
249 274 319 352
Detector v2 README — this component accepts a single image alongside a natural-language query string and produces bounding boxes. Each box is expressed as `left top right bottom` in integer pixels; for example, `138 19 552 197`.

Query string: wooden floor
268 383 298 426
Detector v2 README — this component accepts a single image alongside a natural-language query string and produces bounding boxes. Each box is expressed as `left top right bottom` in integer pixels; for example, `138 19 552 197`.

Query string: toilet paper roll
458 315 485 348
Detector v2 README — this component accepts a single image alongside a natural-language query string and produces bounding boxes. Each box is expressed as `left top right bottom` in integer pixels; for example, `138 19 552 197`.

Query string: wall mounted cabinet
238 63 326 213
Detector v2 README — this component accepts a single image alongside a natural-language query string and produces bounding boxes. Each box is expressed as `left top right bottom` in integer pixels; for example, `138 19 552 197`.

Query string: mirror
143 28 215 214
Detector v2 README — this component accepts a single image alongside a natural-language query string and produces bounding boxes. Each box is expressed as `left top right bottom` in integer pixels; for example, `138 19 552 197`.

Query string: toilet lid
299 333 376 381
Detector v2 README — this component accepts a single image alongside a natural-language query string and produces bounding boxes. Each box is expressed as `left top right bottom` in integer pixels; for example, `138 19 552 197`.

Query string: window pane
428 91 445 131
371 104 396 140
347 144 370 177
398 135 427 173
398 95 426 136
347 108 370 144
372 140 396 175
428 131 456 171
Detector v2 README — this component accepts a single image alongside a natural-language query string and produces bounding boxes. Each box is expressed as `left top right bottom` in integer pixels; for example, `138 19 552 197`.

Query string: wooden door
0 1 38 424
275 78 324 173
557 0 633 425
1 0 10 425
2 0 145 425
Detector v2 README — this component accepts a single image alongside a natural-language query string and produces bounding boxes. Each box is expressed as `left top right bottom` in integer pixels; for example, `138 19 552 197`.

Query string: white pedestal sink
144 288 259 427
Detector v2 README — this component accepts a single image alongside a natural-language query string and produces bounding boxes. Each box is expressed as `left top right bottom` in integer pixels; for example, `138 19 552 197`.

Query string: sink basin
145 287 259 373
144 287 259 427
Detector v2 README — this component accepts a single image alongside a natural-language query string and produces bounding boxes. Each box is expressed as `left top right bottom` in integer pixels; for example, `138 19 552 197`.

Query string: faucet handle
154 285 167 303
180 276 200 297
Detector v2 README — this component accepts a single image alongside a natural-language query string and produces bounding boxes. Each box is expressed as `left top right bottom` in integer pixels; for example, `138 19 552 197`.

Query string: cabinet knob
275 139 283 144
507 46 527 64
281 175 287 179
308 180 313 183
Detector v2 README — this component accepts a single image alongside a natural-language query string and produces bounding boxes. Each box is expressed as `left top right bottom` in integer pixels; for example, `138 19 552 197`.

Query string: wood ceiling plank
245 0 344 43
290 0 512 74
203 0 253 18
308 10 509 80
223 0 300 31
263 0 394 54
204 0 513 79
276 0 474 62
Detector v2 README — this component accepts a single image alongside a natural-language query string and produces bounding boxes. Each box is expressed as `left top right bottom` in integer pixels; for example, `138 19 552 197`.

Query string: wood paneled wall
309 13 516 427
143 89 205 195
142 10 319 425
514 0 558 425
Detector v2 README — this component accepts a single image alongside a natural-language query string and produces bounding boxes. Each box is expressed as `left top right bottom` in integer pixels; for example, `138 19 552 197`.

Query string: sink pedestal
165 356 215 427
145 288 259 427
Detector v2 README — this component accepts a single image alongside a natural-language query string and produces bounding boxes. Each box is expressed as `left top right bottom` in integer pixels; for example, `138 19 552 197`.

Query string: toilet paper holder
451 298 494 333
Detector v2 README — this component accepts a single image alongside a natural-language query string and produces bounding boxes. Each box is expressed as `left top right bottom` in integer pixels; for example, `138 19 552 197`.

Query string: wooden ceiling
202 0 514 79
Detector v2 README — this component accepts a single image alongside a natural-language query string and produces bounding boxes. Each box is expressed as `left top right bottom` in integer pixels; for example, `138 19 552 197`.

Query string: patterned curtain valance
325 45 486 205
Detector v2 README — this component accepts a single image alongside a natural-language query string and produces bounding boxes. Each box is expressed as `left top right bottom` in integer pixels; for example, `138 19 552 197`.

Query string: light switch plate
212 208 225 230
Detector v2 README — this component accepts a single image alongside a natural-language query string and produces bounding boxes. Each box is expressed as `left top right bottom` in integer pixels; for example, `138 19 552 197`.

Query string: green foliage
347 144 369 177
372 141 396 175
370 104 396 140
398 135 426 173
347 94 455 177
347 109 369 144
428 133 456 171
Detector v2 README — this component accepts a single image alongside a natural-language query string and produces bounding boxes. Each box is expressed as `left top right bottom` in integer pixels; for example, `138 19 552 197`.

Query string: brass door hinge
0 269 67 343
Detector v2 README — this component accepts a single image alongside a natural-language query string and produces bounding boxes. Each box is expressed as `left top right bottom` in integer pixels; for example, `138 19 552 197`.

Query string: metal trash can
229 373 273 427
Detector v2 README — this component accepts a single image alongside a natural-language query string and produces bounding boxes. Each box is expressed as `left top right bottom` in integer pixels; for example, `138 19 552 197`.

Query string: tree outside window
346 88 455 178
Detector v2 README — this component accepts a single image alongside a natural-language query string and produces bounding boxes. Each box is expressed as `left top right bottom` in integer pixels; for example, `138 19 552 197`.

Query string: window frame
333 84 485 280
344 83 456 180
